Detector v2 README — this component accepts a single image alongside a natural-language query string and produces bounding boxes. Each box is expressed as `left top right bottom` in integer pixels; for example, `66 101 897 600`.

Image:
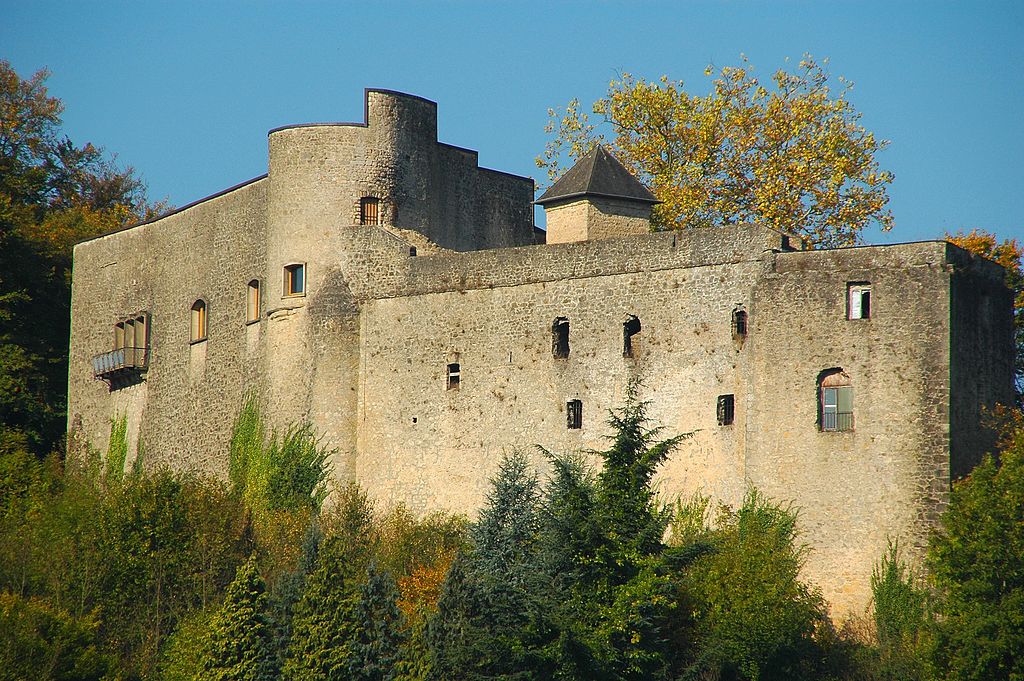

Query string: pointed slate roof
535 145 660 207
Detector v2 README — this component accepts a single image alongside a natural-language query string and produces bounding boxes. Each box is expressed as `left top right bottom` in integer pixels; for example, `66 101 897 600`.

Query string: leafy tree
0 60 163 458
0 591 109 681
538 55 894 247
946 228 1024 398
868 539 931 681
201 555 275 681
928 414 1024 680
348 562 407 681
670 491 830 681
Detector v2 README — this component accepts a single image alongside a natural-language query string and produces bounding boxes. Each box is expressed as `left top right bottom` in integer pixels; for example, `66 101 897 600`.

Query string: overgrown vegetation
2 385 1024 679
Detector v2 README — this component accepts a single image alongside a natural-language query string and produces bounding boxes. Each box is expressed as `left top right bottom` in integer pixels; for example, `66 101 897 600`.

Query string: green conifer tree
201 555 275 681
348 562 407 681
282 535 362 681
268 519 322 671
429 453 556 679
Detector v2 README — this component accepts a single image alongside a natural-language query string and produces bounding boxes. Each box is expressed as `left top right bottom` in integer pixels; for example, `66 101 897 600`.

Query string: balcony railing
92 346 149 380
822 411 854 432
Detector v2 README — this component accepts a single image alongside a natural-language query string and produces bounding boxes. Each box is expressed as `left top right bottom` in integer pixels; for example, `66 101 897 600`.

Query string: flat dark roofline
269 87 436 135
75 174 268 245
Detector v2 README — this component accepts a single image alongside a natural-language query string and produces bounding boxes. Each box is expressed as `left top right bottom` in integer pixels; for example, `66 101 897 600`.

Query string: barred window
819 369 854 432
717 394 735 426
360 197 380 225
567 399 582 429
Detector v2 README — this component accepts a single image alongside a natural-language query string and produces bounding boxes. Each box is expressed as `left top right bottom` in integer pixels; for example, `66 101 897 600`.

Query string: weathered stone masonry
67 89 1014 617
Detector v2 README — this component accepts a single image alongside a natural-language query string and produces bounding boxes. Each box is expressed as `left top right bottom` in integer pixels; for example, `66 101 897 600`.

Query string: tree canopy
538 56 894 248
0 60 164 458
946 229 1024 398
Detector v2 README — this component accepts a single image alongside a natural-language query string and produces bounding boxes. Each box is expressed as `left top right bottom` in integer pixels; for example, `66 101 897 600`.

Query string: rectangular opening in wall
360 197 379 226
247 280 261 322
284 264 305 296
623 315 641 357
847 282 871 320
732 309 747 339
552 317 570 358
446 363 460 390
567 399 582 429
717 394 735 426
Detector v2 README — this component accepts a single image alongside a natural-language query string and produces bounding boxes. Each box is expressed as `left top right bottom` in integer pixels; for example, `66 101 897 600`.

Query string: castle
68 89 1014 616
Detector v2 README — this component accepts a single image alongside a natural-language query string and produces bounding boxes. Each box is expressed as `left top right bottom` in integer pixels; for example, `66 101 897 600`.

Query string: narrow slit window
284 264 305 296
191 300 207 342
247 280 261 322
848 283 871 320
552 317 570 358
717 394 735 426
446 363 461 390
623 315 641 357
733 309 748 338
360 197 380 226
567 399 582 429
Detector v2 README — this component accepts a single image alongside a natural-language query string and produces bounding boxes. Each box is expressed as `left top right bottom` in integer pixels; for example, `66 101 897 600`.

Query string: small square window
848 283 871 320
284 264 305 297
717 394 735 426
567 399 582 429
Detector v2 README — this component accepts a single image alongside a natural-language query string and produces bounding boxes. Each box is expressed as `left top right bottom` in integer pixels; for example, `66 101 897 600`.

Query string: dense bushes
2 393 1022 679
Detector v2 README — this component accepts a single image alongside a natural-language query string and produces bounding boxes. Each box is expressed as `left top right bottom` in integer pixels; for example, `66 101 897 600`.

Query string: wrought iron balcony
92 346 149 381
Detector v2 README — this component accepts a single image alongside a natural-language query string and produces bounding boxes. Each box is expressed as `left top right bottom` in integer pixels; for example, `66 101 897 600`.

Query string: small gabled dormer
535 145 660 244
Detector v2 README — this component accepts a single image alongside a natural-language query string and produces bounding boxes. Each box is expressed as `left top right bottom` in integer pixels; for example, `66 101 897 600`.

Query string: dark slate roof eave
534 145 658 206
533 190 662 206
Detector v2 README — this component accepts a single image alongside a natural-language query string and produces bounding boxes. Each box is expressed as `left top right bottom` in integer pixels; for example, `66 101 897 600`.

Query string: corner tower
536 145 659 243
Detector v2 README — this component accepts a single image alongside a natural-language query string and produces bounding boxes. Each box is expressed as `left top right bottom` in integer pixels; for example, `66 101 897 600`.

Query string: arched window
552 317 570 358
360 197 380 225
191 300 207 342
246 280 261 323
732 308 748 339
284 263 305 296
819 369 853 432
623 315 641 357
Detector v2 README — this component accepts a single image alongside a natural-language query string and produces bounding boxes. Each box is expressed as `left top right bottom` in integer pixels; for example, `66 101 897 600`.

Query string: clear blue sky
4 1 1022 244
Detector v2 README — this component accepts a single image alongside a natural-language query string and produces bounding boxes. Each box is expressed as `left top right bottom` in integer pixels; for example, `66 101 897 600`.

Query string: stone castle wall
67 89 1015 620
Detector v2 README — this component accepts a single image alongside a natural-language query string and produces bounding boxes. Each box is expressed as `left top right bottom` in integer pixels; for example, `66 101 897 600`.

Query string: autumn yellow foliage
538 56 894 248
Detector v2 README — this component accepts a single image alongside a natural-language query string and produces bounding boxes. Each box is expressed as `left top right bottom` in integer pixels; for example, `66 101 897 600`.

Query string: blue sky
4 1 1022 244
